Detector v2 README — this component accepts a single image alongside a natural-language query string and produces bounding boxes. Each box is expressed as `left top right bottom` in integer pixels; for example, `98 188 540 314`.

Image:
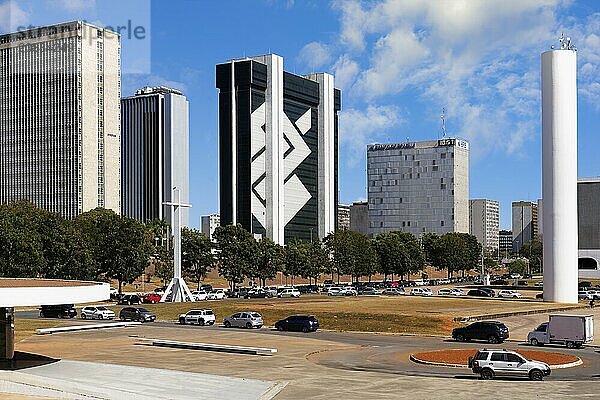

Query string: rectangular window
441 221 445 227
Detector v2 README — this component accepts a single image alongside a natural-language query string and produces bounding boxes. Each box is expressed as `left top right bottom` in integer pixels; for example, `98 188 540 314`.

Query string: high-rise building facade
511 201 538 252
121 86 189 226
349 201 369 235
216 54 340 244
337 204 350 231
469 199 499 253
367 138 469 236
578 178 600 277
499 230 513 256
201 214 220 242
0 21 121 218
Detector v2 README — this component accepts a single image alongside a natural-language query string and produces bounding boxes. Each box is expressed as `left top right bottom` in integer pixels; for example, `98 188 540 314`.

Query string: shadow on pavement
0 351 60 370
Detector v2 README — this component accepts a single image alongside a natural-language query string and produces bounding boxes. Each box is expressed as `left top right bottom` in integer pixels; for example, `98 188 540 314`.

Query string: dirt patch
412 349 580 366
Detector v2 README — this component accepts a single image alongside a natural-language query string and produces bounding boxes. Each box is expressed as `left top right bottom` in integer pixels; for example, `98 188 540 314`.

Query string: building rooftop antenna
557 32 577 51
439 107 447 138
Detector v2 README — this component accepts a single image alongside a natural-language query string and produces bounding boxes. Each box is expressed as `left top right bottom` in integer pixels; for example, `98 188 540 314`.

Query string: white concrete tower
542 34 578 303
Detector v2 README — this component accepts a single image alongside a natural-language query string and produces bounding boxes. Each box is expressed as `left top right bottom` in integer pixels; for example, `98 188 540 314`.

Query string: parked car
80 306 115 320
39 304 77 319
438 288 454 296
491 279 508 285
278 288 301 298
536 292 544 299
154 287 166 295
265 287 278 297
327 287 344 296
579 281 593 289
469 349 550 380
226 288 248 298
358 287 379 295
410 288 433 296
452 321 510 343
224 312 264 329
497 290 522 299
207 289 226 300
143 293 162 304
119 307 156 322
117 294 142 305
509 273 522 279
579 291 594 301
383 287 405 296
274 315 319 333
245 289 271 299
467 289 494 298
528 314 594 348
178 309 215 325
340 287 358 296
191 290 208 301
200 284 213 292
534 281 544 287
450 288 465 296
109 288 119 300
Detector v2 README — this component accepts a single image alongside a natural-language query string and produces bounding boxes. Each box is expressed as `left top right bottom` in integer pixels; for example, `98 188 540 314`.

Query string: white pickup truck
527 314 594 348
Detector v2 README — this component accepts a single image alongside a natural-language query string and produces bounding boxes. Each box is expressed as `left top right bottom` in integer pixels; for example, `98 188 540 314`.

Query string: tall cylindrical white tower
541 45 578 304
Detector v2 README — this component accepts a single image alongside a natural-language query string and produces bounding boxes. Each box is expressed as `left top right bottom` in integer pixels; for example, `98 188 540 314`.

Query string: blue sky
1 0 599 230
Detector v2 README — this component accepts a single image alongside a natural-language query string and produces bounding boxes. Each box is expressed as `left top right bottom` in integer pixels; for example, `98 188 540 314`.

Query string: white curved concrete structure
0 279 109 307
542 48 578 303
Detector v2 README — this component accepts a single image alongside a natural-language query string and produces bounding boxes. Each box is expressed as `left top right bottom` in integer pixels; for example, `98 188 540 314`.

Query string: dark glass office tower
216 54 340 244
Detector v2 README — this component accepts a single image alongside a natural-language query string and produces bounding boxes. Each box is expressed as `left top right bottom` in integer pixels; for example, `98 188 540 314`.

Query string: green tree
254 237 284 287
508 259 528 276
304 241 329 285
75 209 152 293
154 246 173 285
324 230 378 283
519 239 543 274
460 233 483 276
421 232 438 264
373 231 424 281
0 201 46 277
213 224 256 290
284 238 308 285
429 233 468 278
181 227 213 290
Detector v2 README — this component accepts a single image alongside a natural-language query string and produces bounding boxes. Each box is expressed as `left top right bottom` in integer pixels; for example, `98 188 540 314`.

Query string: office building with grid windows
0 21 121 218
367 138 469 237
121 86 189 227
469 199 499 253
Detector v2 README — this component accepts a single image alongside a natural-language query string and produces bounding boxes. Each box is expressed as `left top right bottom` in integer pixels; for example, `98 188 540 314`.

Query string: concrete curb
409 352 583 369
133 337 278 355
37 321 141 334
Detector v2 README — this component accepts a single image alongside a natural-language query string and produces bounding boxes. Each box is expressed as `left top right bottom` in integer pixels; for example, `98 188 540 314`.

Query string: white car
509 273 522 279
327 287 344 296
470 349 551 380
498 290 522 298
450 288 465 296
80 306 115 320
579 291 594 300
191 290 208 301
178 309 216 325
207 289 226 300
438 288 454 296
278 288 301 298
340 287 358 296
410 288 433 296
265 287 278 297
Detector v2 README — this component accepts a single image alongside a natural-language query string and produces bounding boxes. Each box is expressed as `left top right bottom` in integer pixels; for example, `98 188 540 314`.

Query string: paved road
18 309 600 382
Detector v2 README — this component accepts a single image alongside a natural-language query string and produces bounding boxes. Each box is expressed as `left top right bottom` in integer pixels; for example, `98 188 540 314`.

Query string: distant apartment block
201 214 220 242
0 21 121 218
512 201 538 252
349 201 369 235
121 86 190 226
578 178 600 278
499 230 513 256
337 204 350 230
469 199 499 253
367 138 469 236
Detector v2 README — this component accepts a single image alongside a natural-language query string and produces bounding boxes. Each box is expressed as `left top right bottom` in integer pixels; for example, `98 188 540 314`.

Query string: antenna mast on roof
439 107 447 138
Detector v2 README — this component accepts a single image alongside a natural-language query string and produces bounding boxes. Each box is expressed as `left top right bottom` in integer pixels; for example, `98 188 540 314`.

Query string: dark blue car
274 315 319 333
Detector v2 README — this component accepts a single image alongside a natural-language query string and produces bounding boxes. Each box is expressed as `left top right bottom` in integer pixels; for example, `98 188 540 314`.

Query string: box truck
527 314 594 348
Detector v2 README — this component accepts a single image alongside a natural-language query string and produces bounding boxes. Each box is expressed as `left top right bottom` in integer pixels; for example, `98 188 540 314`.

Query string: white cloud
331 55 360 90
340 105 404 165
297 41 332 71
0 1 29 32
328 0 568 157
59 0 96 11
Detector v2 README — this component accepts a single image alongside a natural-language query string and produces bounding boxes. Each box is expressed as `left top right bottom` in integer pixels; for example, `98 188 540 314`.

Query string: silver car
80 306 115 320
223 312 264 329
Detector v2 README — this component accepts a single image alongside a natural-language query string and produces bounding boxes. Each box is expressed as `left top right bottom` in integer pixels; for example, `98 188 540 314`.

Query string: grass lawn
14 319 60 343
107 295 574 336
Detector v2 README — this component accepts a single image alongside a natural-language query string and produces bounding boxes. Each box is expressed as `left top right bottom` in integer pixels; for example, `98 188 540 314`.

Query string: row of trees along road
0 201 485 291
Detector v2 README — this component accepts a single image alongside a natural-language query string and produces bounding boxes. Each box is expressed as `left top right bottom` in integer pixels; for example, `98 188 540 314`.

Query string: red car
143 293 162 304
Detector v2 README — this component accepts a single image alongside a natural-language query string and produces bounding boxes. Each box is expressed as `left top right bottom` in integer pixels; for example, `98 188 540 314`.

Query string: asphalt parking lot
10 305 600 399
